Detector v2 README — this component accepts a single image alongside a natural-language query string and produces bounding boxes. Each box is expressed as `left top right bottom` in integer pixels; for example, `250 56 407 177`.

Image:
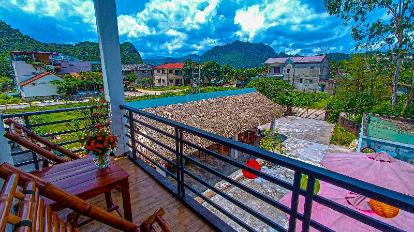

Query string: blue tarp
126 88 256 109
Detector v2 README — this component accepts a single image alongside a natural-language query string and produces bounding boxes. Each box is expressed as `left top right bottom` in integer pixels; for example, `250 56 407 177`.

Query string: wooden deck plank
78 157 215 232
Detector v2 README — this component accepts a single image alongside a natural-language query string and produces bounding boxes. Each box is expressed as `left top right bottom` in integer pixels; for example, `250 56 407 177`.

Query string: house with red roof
153 63 184 87
264 55 329 92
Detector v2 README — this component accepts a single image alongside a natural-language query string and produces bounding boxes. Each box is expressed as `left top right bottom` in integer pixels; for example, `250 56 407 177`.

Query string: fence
121 104 414 232
338 113 361 134
1 105 97 170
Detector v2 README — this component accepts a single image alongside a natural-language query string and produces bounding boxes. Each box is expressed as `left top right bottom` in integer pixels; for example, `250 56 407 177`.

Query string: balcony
2 103 414 231
1 1 413 231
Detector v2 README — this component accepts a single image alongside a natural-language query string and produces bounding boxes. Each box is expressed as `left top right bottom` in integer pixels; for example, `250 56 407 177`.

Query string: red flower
100 98 106 103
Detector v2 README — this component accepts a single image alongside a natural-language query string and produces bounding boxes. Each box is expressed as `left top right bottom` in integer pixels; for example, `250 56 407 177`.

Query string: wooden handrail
4 131 68 164
0 163 138 232
4 119 81 160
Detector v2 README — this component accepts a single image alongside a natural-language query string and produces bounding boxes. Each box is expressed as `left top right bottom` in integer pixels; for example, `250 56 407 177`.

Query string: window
286 69 290 73
162 70 166 74
169 70 173 74
157 79 161 84
309 80 313 84
299 79 303 83
157 70 160 73
273 67 281 74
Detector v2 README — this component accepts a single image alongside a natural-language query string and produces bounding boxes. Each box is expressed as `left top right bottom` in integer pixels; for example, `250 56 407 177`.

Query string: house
11 51 92 99
265 55 329 92
153 63 184 87
11 51 63 99
122 64 153 80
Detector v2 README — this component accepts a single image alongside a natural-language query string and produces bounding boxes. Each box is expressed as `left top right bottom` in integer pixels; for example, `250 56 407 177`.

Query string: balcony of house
1 1 413 231
1 99 414 231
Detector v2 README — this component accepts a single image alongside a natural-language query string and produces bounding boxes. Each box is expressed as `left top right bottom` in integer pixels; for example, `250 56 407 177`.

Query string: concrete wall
268 59 329 92
20 74 62 98
55 61 92 74
153 69 183 86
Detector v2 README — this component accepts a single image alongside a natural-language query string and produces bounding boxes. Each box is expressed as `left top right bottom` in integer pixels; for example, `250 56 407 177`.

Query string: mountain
145 41 278 68
144 54 201 66
201 41 277 68
0 20 142 65
326 52 352 62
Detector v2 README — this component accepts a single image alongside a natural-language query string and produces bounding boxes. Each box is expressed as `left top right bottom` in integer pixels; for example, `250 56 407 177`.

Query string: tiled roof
154 63 184 69
18 72 52 86
265 55 326 64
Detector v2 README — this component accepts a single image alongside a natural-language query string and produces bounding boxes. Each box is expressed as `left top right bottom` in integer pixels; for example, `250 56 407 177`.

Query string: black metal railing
1 105 97 170
121 104 414 232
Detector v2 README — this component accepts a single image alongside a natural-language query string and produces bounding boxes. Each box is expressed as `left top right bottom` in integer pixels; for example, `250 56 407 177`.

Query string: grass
3 86 241 151
330 124 357 146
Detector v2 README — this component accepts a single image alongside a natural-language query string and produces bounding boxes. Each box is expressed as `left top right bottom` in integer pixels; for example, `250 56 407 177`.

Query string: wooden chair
0 163 171 232
3 118 81 169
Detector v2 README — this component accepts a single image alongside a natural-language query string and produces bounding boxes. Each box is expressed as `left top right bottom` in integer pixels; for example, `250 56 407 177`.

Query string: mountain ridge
0 20 142 65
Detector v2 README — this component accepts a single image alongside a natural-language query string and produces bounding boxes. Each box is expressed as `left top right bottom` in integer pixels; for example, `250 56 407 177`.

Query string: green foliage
246 78 295 105
52 72 103 97
0 20 142 72
290 91 332 109
201 61 222 84
0 93 22 104
0 52 12 76
136 77 153 88
0 76 13 91
330 125 357 146
259 129 286 154
182 59 199 84
202 40 277 68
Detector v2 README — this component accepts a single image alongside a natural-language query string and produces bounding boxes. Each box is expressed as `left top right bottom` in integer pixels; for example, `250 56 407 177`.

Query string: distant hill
326 52 352 62
145 41 279 68
0 20 142 64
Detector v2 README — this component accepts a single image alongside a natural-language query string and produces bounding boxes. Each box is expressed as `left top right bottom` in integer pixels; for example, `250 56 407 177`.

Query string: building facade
265 55 329 92
153 63 184 87
122 64 153 80
11 51 91 99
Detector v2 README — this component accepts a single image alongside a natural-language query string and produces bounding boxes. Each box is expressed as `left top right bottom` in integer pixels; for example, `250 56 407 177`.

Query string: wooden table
33 157 132 222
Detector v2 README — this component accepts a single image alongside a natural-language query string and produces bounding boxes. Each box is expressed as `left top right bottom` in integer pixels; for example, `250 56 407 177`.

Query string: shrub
330 125 357 146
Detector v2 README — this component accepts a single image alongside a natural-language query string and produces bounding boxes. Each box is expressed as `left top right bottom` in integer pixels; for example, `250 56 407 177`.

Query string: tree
221 64 236 83
201 61 222 85
331 54 391 116
183 59 199 85
0 76 13 91
246 78 295 105
325 0 414 107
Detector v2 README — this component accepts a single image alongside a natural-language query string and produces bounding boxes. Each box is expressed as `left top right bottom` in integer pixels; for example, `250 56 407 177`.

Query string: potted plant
77 97 117 169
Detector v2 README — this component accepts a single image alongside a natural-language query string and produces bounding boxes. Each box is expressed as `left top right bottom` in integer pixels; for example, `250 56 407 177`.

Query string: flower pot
93 152 110 169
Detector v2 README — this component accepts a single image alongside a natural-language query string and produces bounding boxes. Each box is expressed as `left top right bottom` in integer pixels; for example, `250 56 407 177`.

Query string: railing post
175 127 185 198
288 171 301 232
128 110 137 159
179 129 185 198
0 115 13 165
302 176 316 232
24 115 39 170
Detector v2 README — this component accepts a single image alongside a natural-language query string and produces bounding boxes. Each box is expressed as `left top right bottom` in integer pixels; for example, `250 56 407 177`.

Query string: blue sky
0 0 356 58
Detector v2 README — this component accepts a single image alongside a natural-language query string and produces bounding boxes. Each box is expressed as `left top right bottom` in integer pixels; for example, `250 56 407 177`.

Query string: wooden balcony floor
77 157 215 232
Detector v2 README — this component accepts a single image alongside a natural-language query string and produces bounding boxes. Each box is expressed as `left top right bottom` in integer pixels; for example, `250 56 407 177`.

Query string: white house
17 72 62 99
11 52 63 99
265 55 329 92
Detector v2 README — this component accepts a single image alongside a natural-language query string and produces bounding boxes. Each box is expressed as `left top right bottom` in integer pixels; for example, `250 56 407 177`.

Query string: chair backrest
0 163 171 232
4 119 81 168
0 172 77 232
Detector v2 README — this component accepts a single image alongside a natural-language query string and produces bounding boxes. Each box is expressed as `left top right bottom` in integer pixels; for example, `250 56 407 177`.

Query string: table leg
121 178 133 222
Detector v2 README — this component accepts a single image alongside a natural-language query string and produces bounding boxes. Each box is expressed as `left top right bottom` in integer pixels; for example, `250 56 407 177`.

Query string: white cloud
4 0 96 28
234 0 329 41
117 15 154 38
162 29 188 53
191 38 221 50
